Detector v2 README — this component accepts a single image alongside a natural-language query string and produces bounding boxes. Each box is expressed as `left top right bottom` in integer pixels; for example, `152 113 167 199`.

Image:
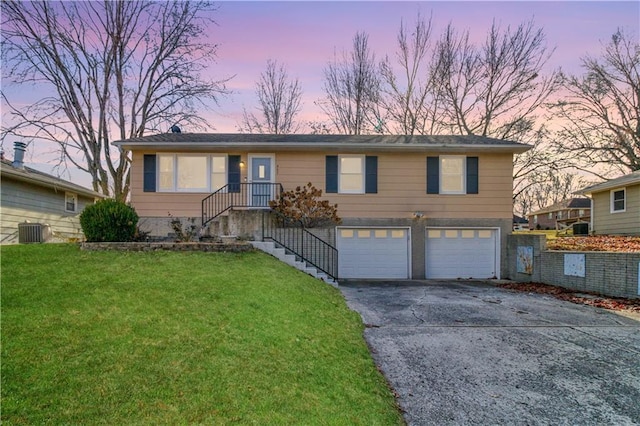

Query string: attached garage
337 227 410 279
426 228 499 279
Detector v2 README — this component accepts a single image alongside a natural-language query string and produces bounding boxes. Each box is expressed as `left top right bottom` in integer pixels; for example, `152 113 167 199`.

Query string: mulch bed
497 282 640 313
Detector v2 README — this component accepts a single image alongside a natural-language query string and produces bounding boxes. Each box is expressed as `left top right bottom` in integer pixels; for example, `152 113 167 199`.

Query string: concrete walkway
339 280 640 425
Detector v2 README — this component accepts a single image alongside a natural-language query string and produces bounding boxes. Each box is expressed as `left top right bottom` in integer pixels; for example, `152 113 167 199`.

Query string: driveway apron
339 280 640 425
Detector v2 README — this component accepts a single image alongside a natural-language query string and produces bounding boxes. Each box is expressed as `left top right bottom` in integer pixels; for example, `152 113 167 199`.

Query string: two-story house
113 133 530 280
527 198 591 231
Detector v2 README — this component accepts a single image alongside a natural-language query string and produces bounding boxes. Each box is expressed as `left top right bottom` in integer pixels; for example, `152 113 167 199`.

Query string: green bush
80 199 139 242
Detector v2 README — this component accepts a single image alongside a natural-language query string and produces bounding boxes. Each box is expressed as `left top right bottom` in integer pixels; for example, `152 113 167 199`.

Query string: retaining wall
507 234 640 299
80 242 254 253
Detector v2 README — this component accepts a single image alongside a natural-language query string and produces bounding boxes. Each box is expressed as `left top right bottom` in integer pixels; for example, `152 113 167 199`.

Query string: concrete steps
250 241 338 287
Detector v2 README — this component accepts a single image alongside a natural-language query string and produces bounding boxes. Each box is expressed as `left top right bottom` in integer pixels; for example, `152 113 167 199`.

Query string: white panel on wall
564 254 585 277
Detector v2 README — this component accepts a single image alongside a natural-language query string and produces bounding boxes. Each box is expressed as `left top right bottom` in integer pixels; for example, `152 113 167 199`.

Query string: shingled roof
0 159 105 199
528 198 591 216
113 133 531 153
576 170 640 195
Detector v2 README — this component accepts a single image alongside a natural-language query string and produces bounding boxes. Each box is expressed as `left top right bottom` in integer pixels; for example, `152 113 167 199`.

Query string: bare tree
378 13 444 135
514 170 588 217
551 28 640 174
430 19 564 213
239 59 303 134
1 1 229 200
433 19 560 141
319 31 381 135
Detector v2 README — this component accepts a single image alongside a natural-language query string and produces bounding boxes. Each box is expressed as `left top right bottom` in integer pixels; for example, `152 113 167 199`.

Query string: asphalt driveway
339 280 640 425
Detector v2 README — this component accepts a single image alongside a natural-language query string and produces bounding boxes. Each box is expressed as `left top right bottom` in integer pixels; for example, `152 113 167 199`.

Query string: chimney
13 142 27 169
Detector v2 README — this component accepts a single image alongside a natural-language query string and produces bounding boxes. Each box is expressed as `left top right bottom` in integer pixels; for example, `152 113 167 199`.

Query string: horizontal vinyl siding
593 185 640 235
276 152 513 219
130 151 246 217
1 179 94 244
130 150 514 219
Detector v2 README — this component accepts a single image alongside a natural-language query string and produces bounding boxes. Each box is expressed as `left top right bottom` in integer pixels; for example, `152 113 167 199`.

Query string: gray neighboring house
576 170 640 236
1 142 105 244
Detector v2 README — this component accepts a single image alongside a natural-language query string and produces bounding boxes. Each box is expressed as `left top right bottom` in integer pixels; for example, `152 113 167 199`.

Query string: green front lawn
1 244 403 425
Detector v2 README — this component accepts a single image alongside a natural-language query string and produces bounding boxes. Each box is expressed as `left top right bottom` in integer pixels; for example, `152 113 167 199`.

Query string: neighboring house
527 198 591 231
513 215 528 231
1 142 105 244
113 133 530 280
575 170 640 236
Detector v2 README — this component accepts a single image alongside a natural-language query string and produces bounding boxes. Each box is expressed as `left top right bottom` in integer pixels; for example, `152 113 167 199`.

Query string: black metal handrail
262 210 338 280
202 183 284 226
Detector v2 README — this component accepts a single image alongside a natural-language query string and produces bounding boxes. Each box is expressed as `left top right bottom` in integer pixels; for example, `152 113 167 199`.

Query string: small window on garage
391 230 405 238
375 230 387 238
357 230 371 238
445 230 458 238
478 230 493 238
340 229 354 238
461 230 475 238
428 229 441 238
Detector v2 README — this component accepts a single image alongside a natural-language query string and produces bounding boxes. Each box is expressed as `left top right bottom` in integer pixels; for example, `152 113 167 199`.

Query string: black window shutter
228 155 241 193
365 156 378 194
326 156 338 193
426 156 439 194
143 154 156 192
466 157 479 194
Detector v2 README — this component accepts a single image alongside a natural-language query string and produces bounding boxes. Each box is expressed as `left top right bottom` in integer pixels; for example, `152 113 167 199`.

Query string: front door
249 155 274 207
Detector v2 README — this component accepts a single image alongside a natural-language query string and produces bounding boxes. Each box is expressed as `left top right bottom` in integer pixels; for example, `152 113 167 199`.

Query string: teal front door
250 156 273 207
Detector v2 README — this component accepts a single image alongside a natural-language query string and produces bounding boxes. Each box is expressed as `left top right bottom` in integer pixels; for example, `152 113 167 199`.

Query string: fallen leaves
547 236 640 252
498 282 640 313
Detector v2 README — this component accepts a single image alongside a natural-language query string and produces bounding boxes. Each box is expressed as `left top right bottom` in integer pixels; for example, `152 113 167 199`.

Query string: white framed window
611 188 626 212
158 154 227 193
548 213 553 219
65 192 77 213
210 155 227 192
339 155 365 194
533 215 538 224
177 155 208 191
440 156 465 194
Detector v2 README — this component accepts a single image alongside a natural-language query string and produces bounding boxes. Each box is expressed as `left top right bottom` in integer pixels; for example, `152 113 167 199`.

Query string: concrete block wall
507 234 640 299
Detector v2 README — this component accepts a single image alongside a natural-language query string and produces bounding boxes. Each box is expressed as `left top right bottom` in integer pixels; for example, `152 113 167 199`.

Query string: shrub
80 199 139 242
269 183 341 228
168 214 199 242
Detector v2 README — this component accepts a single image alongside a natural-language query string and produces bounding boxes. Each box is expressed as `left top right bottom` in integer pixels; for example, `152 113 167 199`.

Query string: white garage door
338 228 410 279
426 228 499 279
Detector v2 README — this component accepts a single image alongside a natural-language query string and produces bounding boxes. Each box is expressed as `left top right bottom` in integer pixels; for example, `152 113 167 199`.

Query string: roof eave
112 141 531 154
576 177 640 195
1 166 105 198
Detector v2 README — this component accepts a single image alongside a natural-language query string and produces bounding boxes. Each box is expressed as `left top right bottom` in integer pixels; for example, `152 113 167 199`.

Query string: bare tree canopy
319 31 381 135
433 19 560 141
551 28 640 173
514 169 589 217
378 13 442 135
240 59 303 134
1 0 229 200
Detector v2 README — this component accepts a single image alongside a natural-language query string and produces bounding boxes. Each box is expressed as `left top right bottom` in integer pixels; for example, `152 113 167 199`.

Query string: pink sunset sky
208 0 639 132
1 1 639 187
